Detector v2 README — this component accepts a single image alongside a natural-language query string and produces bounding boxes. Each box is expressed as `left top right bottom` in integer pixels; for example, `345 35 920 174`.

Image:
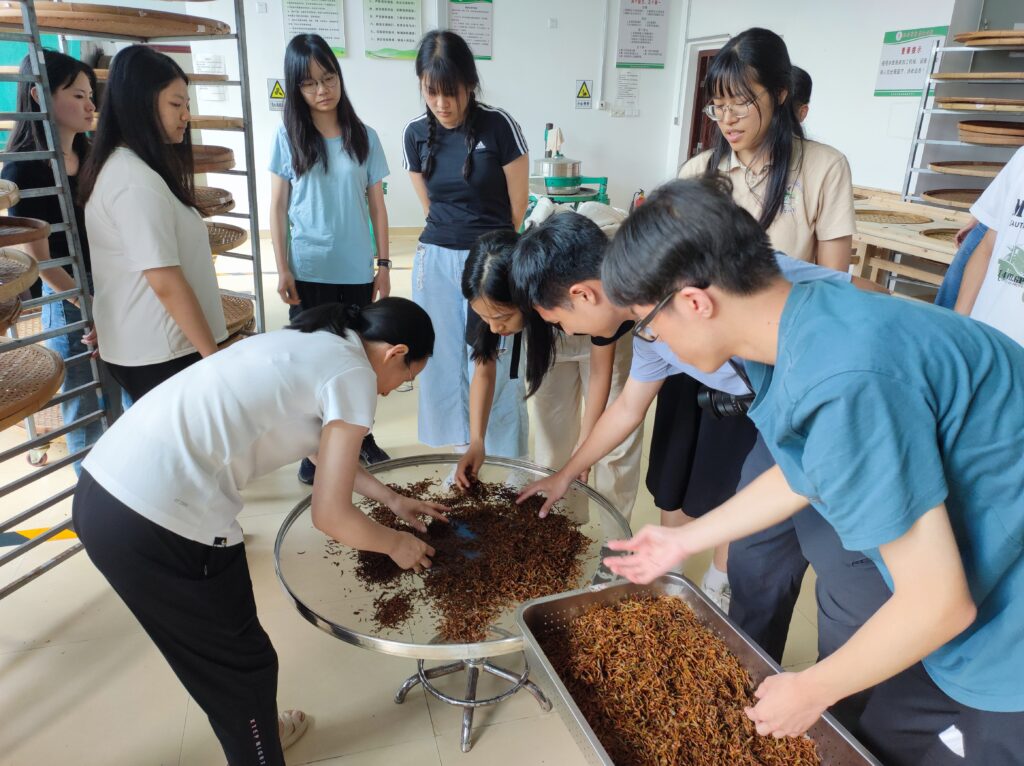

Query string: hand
517 470 574 518
603 524 691 584
388 530 436 572
455 441 484 489
577 466 591 484
745 671 831 738
390 494 449 533
277 270 301 306
82 325 99 358
372 268 391 301
954 216 978 247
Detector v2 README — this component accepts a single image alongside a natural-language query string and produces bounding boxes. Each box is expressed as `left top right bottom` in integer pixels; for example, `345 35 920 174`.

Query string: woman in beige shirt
679 28 855 270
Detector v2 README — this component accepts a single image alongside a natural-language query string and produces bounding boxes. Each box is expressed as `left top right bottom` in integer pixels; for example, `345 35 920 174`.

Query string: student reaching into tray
601 177 1024 766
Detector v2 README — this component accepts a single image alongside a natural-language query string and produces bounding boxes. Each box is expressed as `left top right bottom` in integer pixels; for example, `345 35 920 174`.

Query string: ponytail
287 297 435 361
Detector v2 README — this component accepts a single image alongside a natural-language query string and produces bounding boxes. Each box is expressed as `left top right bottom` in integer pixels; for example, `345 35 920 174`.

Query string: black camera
696 386 754 419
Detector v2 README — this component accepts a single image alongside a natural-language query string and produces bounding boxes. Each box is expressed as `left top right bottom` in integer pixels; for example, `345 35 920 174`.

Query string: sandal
279 709 309 751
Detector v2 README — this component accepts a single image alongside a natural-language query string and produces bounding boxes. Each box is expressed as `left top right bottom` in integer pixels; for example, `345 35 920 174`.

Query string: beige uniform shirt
678 139 855 263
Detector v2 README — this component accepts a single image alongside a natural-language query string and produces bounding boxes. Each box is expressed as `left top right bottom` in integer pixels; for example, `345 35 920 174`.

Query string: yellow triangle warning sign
270 81 286 99
576 81 591 99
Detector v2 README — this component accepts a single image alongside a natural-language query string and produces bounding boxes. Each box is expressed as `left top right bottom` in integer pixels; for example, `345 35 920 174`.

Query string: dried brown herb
541 595 822 766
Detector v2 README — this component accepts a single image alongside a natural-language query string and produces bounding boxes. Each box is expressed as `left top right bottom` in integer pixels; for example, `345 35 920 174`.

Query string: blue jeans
411 242 528 456
934 223 988 309
41 283 103 474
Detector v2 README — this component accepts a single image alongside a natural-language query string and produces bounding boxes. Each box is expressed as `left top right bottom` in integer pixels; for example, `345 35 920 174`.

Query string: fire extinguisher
630 189 646 213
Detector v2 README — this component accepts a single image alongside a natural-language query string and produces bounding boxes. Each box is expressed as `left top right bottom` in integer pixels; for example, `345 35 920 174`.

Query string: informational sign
268 78 286 111
449 0 492 61
364 0 421 59
616 69 639 116
874 26 948 97
575 79 593 109
616 0 667 70
283 0 346 56
194 53 227 102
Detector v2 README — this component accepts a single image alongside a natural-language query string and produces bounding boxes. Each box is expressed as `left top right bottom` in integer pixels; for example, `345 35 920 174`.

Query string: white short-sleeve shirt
82 329 379 545
86 147 228 365
969 146 1024 347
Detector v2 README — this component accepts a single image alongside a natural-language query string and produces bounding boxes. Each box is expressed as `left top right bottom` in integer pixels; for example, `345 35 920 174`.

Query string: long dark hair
287 297 435 362
463 229 554 397
6 49 96 159
415 30 480 181
703 28 804 230
283 34 369 176
79 45 197 209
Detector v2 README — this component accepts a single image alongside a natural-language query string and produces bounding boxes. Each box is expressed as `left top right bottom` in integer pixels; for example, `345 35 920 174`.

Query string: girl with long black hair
80 45 227 401
270 33 393 478
74 297 443 766
403 30 530 459
2 50 101 471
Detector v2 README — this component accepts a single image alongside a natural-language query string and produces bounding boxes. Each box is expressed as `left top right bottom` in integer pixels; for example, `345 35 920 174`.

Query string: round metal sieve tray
274 454 632 662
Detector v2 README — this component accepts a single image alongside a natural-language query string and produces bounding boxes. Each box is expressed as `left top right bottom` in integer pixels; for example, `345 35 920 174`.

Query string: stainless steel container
535 156 582 194
516 575 882 766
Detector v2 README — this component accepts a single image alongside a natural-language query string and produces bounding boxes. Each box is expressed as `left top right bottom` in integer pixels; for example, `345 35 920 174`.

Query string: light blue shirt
629 252 849 393
269 124 389 284
747 280 1024 712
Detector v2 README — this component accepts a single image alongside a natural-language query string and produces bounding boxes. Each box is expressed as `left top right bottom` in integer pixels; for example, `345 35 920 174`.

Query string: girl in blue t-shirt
402 30 530 458
270 33 392 477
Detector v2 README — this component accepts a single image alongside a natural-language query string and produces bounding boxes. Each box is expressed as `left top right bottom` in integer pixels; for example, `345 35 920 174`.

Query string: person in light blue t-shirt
270 33 393 478
602 177 1024 766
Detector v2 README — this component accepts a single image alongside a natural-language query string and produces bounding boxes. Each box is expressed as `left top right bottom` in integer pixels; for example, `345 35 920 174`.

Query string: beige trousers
529 333 643 520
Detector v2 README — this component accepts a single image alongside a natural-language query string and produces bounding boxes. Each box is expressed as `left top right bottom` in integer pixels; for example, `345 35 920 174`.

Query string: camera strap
728 359 755 395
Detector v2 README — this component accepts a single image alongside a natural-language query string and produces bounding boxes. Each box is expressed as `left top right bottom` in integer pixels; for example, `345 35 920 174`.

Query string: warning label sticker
576 79 593 109
268 78 286 111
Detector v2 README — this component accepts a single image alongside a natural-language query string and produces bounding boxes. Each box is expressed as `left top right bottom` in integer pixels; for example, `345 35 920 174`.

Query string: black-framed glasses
632 290 677 343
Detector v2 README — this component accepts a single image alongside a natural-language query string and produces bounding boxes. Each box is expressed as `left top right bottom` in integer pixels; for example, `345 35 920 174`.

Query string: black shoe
297 457 316 485
359 434 390 465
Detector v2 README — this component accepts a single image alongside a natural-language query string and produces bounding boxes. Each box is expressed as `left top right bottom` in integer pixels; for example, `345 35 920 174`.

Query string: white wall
189 0 686 228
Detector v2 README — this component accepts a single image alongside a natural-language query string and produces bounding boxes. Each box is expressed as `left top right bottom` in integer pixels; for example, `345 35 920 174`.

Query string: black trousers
859 663 1024 766
106 351 202 402
73 470 284 766
288 279 374 322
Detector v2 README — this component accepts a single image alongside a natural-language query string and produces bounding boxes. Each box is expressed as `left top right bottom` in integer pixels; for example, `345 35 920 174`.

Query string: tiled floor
0 233 819 765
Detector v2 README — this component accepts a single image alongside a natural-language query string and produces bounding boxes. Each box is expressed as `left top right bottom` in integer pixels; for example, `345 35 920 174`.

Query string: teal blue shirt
747 280 1024 712
269 124 389 284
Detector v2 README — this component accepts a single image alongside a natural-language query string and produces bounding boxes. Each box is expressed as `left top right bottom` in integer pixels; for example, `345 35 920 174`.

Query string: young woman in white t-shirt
80 45 227 401
73 297 443 766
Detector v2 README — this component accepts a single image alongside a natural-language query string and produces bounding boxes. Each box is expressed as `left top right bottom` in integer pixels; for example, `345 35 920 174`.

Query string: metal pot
535 156 582 195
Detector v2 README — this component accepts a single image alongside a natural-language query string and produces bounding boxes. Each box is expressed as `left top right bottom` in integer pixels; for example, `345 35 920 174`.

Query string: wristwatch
376 258 392 269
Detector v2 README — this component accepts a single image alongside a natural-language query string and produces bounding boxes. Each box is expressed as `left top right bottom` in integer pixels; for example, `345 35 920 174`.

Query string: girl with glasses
271 34 393 481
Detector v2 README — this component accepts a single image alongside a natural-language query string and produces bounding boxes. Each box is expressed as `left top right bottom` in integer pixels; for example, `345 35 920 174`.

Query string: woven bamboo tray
0 296 20 334
921 228 958 244
955 30 1024 42
0 342 64 432
959 127 1024 146
190 115 244 131
0 217 50 248
0 3 231 39
220 291 254 336
196 186 235 216
928 160 1005 178
0 248 38 301
855 209 933 225
932 72 1024 81
92 68 227 83
958 120 1024 136
193 145 235 173
920 189 981 210
937 100 1024 113
0 179 19 210
207 222 247 255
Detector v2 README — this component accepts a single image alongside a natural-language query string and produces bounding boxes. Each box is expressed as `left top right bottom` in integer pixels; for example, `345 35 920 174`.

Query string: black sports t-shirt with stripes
403 103 527 250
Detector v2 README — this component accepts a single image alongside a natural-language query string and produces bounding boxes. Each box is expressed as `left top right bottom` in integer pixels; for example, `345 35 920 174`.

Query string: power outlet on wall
256 1 268 13
548 18 558 29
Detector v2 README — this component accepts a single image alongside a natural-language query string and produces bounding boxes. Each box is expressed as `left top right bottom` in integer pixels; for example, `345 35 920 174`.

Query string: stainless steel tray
516 575 882 766
274 454 632 661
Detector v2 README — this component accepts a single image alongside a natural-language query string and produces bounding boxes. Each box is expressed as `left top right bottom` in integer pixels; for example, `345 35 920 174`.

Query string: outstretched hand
516 470 573 518
602 524 690 584
390 495 449 533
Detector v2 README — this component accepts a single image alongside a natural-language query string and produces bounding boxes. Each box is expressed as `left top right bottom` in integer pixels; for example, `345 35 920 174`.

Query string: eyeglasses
632 290 677 343
299 73 339 95
702 91 765 122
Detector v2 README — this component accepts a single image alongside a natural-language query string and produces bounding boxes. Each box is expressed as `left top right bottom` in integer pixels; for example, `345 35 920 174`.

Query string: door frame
665 34 731 177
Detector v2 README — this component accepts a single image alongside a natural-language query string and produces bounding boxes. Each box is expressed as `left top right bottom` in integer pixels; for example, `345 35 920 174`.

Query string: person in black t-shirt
402 30 530 458
2 50 104 473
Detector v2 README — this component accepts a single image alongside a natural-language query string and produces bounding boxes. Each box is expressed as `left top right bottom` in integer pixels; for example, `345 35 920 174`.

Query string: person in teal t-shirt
270 33 393 477
601 177 1024 766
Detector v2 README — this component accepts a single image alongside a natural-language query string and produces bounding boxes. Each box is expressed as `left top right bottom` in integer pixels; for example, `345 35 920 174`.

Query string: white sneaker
701 569 732 613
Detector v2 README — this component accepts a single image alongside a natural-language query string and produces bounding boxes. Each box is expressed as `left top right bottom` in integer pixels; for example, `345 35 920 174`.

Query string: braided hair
415 30 480 181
